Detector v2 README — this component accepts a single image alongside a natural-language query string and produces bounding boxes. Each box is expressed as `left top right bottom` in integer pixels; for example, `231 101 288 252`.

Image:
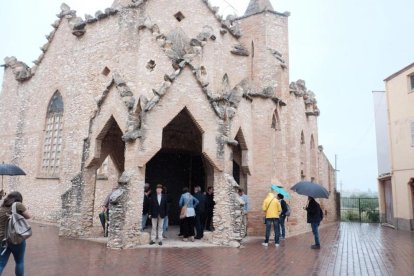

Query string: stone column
107 144 149 249
78 166 98 237
211 129 245 247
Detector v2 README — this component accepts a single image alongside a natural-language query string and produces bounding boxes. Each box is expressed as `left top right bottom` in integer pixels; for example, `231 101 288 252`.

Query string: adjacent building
0 0 337 248
378 63 414 230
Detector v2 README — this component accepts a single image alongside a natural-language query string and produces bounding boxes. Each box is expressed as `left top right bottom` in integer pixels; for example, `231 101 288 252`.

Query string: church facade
0 0 337 248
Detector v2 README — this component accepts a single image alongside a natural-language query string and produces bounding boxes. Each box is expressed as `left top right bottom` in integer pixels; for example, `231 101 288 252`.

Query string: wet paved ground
3 222 414 276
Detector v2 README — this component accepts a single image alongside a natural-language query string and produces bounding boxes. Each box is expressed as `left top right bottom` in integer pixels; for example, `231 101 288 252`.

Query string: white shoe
275 243 280 247
262 242 268 247
280 237 285 240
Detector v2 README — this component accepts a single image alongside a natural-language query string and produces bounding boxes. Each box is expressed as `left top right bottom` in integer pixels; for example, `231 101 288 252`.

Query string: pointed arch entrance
83 116 125 236
145 108 213 225
232 128 249 193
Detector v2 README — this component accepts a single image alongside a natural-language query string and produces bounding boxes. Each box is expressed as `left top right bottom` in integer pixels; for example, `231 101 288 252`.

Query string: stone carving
290 79 320 116
57 3 76 19
72 17 86 37
231 44 250 56
84 14 96 23
3 57 32 82
113 73 136 111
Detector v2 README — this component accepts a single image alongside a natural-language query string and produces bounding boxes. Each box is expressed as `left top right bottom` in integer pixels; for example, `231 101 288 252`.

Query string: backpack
4 202 32 245
285 202 291 217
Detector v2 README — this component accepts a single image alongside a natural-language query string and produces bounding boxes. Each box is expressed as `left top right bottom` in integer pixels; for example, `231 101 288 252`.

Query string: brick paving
2 222 413 276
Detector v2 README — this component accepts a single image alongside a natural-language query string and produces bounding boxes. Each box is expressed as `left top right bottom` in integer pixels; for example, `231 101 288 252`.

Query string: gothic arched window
271 109 281 130
41 91 64 177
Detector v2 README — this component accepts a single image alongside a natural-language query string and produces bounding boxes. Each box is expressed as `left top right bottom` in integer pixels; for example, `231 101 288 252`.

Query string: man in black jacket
205 186 215 231
305 197 323 249
277 194 287 240
149 184 168 245
194 186 206 239
141 184 151 231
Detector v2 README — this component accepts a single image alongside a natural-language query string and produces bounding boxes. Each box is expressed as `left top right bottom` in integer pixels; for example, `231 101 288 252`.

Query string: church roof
244 0 274 16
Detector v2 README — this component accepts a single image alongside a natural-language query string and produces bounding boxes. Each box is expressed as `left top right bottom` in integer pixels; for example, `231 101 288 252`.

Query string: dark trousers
279 215 286 238
264 218 280 244
205 210 213 230
182 216 196 238
195 211 206 238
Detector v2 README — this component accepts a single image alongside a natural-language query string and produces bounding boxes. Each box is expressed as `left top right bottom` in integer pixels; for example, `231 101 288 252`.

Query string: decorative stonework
3 57 32 82
289 79 320 116
212 173 245 247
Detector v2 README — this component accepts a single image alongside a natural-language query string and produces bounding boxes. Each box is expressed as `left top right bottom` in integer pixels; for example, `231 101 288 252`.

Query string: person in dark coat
149 184 168 245
193 186 206 239
205 186 215 231
141 184 151 231
306 196 323 249
277 194 287 240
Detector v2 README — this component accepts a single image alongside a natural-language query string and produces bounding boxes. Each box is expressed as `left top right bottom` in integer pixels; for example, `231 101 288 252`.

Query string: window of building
174 12 185 22
300 131 305 144
41 91 64 177
271 109 281 130
410 74 414 92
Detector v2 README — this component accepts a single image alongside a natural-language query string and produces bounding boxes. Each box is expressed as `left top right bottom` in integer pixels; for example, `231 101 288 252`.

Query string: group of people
262 186 323 249
101 182 322 249
143 184 216 245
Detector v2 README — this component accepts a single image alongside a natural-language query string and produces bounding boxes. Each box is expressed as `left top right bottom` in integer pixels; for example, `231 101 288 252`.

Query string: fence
340 197 380 223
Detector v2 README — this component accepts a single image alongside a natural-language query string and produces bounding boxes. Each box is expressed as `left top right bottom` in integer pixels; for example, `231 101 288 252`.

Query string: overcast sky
1 0 413 192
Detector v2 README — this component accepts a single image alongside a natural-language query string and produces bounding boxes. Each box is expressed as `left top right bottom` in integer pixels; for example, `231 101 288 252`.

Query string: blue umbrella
0 163 26 191
271 184 291 199
291 181 329 199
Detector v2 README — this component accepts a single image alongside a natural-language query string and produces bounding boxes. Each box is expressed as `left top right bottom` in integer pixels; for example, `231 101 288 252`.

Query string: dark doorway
233 160 240 185
145 108 206 225
146 151 205 225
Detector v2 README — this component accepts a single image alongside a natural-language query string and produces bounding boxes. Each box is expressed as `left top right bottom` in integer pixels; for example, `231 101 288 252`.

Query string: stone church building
0 0 337 248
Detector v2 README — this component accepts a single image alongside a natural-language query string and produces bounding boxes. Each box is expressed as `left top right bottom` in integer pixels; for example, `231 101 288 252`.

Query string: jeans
195 211 205 238
0 240 26 276
151 216 164 242
311 222 320 246
162 216 169 232
264 218 280 244
141 213 148 231
279 215 286 238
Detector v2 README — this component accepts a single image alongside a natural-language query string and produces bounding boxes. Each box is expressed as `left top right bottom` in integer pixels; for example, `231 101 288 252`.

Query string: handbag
180 195 191 219
263 197 276 224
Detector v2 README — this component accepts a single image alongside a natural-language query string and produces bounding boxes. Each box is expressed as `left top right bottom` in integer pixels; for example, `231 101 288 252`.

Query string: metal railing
340 197 380 223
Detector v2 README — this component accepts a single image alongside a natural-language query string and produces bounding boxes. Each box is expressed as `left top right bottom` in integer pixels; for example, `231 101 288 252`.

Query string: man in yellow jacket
262 189 282 247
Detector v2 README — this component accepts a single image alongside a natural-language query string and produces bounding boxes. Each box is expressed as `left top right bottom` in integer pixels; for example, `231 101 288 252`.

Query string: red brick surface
3 222 413 275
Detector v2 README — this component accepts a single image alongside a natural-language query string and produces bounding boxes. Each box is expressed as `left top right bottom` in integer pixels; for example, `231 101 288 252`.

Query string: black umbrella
0 163 26 191
291 181 329 199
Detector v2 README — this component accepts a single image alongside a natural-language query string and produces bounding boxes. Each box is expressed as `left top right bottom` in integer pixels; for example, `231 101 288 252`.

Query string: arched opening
87 116 125 235
300 131 306 179
271 109 281 131
232 128 249 193
310 135 317 180
145 108 213 226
